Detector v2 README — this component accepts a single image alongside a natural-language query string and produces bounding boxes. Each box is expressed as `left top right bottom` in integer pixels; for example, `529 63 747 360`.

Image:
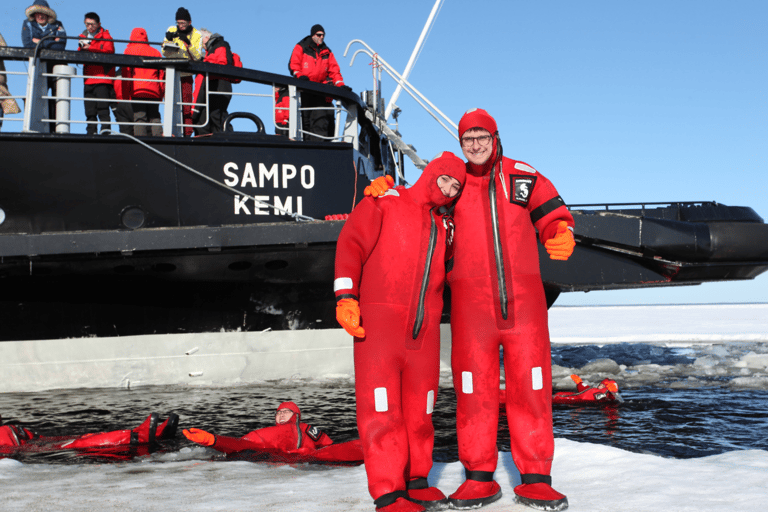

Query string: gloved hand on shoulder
183 428 215 446
364 175 395 198
336 298 365 337
544 221 575 261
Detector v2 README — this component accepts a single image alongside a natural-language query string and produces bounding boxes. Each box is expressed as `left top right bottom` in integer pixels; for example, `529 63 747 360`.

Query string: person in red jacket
364 109 575 511
183 401 333 454
78 12 114 135
335 153 466 512
192 29 235 135
288 24 349 141
123 28 165 137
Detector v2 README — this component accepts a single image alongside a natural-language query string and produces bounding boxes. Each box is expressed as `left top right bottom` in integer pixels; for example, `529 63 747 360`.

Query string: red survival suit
335 153 466 509
0 413 177 459
449 109 574 506
193 401 363 464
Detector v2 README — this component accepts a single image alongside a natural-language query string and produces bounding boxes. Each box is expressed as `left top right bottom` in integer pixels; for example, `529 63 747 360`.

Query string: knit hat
175 7 191 22
311 24 325 36
458 108 498 140
26 0 57 23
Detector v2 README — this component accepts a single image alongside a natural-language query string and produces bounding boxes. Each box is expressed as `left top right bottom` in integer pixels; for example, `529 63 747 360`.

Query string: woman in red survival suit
182 401 363 464
335 153 466 512
0 412 178 457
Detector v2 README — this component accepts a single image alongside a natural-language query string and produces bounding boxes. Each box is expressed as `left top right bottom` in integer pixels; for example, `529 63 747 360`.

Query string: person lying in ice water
183 401 363 463
552 375 624 405
0 412 179 455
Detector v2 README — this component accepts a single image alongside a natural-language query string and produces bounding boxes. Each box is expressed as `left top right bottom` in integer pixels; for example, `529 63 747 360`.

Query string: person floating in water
183 401 363 464
0 412 179 456
552 375 623 405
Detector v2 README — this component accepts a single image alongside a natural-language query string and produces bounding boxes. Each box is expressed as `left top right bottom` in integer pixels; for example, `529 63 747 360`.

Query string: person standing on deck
162 7 203 136
78 12 114 135
288 24 351 141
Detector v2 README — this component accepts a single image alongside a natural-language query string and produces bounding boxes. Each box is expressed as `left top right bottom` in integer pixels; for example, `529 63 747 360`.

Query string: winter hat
26 0 57 23
311 24 325 36
458 108 498 140
175 7 191 22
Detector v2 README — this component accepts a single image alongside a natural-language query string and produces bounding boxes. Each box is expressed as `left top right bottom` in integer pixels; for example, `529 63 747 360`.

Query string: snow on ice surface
1 304 767 511
1 441 767 512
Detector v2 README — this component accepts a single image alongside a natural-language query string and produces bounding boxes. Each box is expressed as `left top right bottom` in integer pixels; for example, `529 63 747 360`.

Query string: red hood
276 401 301 423
408 151 466 208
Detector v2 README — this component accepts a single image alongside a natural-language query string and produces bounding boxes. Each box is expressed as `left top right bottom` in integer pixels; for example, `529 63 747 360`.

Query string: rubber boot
157 413 179 440
406 478 448 510
514 483 568 511
132 413 159 445
374 491 426 512
447 475 502 510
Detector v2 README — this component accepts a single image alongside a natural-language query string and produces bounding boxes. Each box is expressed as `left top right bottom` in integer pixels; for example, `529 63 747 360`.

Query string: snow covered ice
1 304 767 511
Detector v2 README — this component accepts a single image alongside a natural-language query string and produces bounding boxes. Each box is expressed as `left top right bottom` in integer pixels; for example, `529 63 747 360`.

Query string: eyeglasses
85 22 98 26
460 134 492 148
315 33 325 38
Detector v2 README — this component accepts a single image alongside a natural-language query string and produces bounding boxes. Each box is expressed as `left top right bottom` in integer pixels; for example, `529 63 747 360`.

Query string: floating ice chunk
707 345 730 358
694 356 718 367
729 376 768 390
738 353 768 370
581 358 621 374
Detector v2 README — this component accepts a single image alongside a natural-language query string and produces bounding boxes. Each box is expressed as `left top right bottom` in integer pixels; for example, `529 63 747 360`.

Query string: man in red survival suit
181 401 363 464
335 153 467 512
0 413 178 457
365 109 575 511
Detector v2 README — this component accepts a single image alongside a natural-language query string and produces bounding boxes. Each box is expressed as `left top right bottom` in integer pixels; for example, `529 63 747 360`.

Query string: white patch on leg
462 371 473 394
532 367 543 390
374 387 388 412
426 390 435 415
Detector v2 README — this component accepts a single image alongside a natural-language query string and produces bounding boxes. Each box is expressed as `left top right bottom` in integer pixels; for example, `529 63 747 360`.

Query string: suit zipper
413 207 438 339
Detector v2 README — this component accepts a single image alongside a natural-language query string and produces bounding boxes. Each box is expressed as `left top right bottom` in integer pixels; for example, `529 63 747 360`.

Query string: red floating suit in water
552 375 623 405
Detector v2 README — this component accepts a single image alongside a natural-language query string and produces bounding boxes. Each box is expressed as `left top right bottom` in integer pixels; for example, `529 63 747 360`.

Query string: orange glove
336 298 365 337
364 175 395 198
570 374 582 385
183 428 215 446
544 221 575 261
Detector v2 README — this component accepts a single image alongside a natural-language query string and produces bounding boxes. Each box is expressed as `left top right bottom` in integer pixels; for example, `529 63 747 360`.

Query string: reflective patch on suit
374 387 388 412
383 189 400 197
306 425 323 441
462 372 473 394
426 390 435 415
532 367 543 390
514 162 537 174
334 277 353 292
510 175 538 207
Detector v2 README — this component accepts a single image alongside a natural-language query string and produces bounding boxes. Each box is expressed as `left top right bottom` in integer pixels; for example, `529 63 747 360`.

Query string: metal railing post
288 84 301 140
163 66 182 137
22 57 48 132
53 65 76 133
341 100 359 151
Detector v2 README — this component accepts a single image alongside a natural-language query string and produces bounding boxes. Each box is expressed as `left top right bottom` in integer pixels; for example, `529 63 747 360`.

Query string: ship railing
0 41 367 147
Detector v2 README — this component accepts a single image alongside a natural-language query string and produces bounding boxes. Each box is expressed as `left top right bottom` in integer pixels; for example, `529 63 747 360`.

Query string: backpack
227 51 243 83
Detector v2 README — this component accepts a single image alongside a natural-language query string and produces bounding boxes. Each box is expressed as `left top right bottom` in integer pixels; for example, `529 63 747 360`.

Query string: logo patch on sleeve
306 425 323 441
510 175 537 206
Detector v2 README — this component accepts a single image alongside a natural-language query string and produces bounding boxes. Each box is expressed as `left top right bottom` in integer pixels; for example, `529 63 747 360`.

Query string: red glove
544 221 575 261
336 298 365 337
183 428 215 446
364 175 394 198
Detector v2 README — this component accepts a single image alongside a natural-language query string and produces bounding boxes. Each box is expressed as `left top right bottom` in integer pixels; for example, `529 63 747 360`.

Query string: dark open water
2 382 767 464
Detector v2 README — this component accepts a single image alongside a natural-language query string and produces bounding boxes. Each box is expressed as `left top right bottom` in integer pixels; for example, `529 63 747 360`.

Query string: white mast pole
383 0 444 121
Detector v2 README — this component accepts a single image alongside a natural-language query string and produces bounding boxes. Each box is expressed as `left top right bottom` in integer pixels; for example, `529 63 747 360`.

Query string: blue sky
2 1 766 305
